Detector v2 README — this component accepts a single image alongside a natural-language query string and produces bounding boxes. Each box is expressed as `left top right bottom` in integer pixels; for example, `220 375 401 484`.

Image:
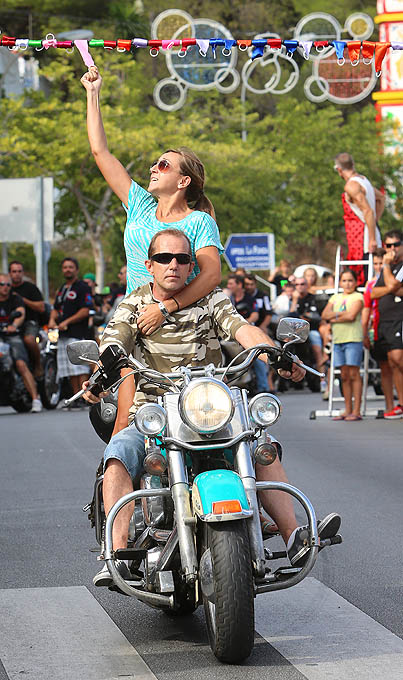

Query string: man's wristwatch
158 301 170 319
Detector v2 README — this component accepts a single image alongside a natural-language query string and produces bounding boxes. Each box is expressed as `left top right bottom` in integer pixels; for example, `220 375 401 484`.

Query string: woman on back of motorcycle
322 269 364 420
81 65 223 435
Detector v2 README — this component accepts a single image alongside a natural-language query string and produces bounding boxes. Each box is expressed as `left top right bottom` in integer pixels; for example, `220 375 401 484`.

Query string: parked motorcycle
67 318 339 664
0 311 33 412
37 327 62 409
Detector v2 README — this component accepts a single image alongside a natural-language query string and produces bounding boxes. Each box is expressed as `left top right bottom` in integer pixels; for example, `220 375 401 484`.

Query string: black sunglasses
385 241 401 248
0 282 11 287
151 252 192 265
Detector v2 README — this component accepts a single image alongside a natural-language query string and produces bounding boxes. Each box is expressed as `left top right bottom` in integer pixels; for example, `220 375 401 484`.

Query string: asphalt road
0 389 402 679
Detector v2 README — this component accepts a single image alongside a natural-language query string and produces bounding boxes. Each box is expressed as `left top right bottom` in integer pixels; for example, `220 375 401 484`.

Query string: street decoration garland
2 33 403 77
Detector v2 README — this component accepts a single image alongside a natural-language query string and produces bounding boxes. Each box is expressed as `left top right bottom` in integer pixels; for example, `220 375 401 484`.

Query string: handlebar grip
274 351 294 374
90 383 104 397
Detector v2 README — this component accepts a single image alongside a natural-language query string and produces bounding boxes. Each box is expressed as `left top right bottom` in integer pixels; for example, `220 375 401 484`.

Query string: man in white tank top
334 152 385 254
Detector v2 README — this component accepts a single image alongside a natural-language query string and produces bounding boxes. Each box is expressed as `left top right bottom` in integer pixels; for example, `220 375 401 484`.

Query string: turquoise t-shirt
123 180 224 294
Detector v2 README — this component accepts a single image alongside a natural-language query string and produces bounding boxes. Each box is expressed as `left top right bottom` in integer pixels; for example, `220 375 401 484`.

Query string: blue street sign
223 233 275 271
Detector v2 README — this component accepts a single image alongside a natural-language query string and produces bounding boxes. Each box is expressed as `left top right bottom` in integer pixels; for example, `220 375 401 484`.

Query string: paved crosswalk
0 578 402 679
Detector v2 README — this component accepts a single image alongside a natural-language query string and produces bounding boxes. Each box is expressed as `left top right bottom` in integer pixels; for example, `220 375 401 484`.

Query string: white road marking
255 577 403 679
0 586 157 680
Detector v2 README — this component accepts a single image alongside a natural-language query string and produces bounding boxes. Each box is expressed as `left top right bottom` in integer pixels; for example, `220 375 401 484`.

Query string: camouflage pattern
99 283 247 421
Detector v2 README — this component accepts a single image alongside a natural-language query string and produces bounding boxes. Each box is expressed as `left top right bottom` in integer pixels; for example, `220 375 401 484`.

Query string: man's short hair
334 153 355 171
8 260 24 272
384 229 403 242
227 274 245 287
244 274 256 283
61 257 79 270
148 229 191 258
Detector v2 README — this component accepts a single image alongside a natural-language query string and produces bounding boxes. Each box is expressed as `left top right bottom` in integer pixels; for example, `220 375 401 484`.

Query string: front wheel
202 520 254 664
38 355 61 409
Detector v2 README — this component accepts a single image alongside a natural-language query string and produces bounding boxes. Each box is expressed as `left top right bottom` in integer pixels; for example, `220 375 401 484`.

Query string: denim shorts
5 335 29 364
103 423 146 484
309 329 322 347
333 341 363 367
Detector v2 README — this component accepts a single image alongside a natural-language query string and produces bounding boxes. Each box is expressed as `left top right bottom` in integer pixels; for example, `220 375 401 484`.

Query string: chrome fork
167 448 198 584
234 440 266 577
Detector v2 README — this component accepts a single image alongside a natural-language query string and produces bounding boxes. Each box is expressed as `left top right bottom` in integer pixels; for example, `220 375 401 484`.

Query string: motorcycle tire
38 356 61 409
203 520 254 664
10 394 32 413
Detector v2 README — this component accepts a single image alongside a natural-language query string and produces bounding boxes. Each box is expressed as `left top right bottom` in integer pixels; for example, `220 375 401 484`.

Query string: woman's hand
137 304 165 335
80 65 102 93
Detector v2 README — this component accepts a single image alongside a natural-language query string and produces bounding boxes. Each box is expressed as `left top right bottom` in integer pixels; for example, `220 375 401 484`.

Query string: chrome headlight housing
179 378 234 434
249 393 282 427
47 328 59 343
134 403 167 437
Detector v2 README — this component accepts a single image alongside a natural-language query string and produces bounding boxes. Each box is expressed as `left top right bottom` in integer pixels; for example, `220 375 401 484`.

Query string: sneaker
287 512 341 568
93 559 130 587
31 398 42 413
383 404 403 420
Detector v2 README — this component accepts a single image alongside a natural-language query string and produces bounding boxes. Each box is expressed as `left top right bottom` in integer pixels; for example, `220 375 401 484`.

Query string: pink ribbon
43 38 57 49
161 40 180 50
75 39 95 67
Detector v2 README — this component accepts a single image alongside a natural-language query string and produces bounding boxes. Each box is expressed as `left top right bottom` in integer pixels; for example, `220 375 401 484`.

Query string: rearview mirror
67 340 100 366
276 317 310 344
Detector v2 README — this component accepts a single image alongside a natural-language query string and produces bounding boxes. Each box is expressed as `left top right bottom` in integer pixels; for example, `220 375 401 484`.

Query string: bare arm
58 307 89 331
235 323 305 382
247 311 259 324
13 305 26 330
332 299 363 323
374 186 385 221
21 298 45 314
321 300 335 321
81 66 132 207
361 306 371 349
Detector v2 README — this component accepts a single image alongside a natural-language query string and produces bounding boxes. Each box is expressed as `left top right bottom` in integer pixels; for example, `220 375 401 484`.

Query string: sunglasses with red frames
151 252 192 265
150 159 171 173
385 241 401 248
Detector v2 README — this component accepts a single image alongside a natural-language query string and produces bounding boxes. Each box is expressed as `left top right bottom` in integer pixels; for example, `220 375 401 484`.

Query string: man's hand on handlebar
278 362 305 383
81 380 109 404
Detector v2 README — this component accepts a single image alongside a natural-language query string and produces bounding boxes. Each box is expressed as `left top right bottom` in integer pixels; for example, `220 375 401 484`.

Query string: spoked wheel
202 520 254 664
38 355 61 409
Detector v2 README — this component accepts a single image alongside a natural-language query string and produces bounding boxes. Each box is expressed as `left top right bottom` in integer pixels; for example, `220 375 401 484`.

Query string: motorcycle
66 318 340 664
37 327 62 409
0 311 33 412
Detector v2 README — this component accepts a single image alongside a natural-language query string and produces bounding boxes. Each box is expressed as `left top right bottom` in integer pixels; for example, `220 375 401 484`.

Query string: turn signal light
144 451 167 476
212 500 242 514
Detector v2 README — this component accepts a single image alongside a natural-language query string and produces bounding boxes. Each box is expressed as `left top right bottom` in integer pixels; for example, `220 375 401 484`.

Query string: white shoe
31 398 42 413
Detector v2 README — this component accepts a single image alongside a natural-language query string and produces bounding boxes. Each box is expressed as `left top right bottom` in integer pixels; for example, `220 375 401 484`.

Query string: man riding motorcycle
0 273 42 412
83 230 341 585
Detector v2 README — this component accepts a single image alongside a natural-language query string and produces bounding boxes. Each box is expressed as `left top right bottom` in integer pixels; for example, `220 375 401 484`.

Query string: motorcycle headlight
179 378 234 434
249 393 282 427
134 404 167 437
47 329 59 343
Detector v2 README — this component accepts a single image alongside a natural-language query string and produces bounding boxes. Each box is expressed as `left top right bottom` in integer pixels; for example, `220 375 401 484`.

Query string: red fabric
364 278 380 340
267 39 282 49
341 193 365 285
362 41 376 61
374 42 391 74
347 41 361 64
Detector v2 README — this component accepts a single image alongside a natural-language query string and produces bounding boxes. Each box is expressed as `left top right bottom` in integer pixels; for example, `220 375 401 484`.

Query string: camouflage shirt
99 283 248 421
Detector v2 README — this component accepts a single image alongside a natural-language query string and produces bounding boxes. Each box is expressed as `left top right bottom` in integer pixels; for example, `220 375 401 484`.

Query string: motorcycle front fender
192 469 253 522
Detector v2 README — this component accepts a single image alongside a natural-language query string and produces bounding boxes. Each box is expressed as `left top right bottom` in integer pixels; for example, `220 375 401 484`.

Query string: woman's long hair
164 147 216 219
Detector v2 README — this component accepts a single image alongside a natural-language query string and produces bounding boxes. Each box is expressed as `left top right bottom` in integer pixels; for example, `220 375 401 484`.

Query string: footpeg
320 534 342 547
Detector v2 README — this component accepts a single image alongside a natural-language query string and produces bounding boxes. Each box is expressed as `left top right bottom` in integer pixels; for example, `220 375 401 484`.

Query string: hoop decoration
390 42 403 50
222 39 237 57
42 33 57 50
314 41 329 53
15 39 29 51
332 41 346 65
374 42 391 77
361 41 375 65
347 40 361 66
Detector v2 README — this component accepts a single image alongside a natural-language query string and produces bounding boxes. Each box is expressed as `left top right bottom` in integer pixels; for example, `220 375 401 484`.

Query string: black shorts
377 319 403 354
370 339 388 363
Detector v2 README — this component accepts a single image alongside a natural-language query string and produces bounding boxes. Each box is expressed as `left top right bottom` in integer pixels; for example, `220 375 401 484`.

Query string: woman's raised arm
81 66 132 207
